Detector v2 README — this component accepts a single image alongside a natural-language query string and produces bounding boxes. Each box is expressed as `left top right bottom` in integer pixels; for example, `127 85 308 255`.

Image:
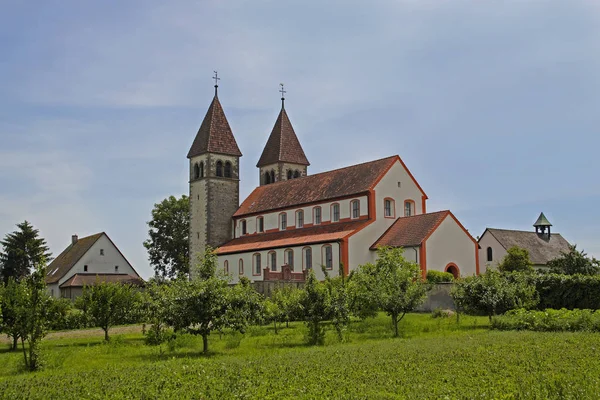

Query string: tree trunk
286 319 289 328
104 327 109 341
274 321 278 334
20 338 28 370
12 335 18 351
392 313 399 337
202 334 209 354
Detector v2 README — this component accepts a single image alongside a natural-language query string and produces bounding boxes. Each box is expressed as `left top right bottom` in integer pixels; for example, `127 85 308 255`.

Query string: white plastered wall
218 242 340 283
234 196 368 237
348 159 426 271
477 230 507 273
425 216 478 277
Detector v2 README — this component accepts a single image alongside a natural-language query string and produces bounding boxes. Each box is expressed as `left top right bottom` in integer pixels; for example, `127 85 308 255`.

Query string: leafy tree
498 246 534 273
0 278 24 350
17 259 52 371
76 281 141 341
46 297 74 331
264 298 283 334
451 270 538 321
143 195 190 279
323 264 350 341
171 248 263 353
349 247 427 337
271 286 303 328
548 245 600 275
140 280 175 345
0 221 51 283
300 269 330 345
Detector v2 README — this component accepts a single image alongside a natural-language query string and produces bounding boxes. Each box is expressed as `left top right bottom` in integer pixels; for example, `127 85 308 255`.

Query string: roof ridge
487 227 563 235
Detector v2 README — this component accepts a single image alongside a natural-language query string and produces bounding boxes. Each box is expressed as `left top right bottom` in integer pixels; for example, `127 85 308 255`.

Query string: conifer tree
0 221 51 283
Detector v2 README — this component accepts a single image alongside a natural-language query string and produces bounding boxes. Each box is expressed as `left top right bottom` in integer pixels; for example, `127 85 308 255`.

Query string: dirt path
0 325 144 344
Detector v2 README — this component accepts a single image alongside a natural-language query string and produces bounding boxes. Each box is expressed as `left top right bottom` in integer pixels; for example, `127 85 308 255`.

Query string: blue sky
1 0 599 278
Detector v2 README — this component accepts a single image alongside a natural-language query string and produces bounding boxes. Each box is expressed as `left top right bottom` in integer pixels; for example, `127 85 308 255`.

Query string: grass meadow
1 313 599 399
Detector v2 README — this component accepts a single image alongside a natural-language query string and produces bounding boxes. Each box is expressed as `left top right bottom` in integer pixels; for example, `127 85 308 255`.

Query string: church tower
188 75 242 276
257 84 309 185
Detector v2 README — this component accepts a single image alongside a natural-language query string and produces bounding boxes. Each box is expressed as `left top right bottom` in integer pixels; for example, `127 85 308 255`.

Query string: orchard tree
140 280 175 345
271 286 303 328
144 195 190 279
76 281 141 341
300 269 330 345
548 245 600 275
0 278 24 350
323 264 350 341
0 221 52 283
498 246 533 273
349 247 427 337
17 259 51 371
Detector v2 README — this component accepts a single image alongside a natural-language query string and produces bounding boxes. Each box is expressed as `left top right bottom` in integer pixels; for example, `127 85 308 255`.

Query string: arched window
331 203 340 222
280 213 287 230
270 170 275 183
265 172 271 185
224 162 232 178
199 161 204 178
241 220 247 235
322 245 333 270
296 210 304 228
238 259 244 275
351 200 360 219
287 170 292 180
313 207 322 225
285 249 294 268
293 170 300 178
193 163 200 179
445 263 460 279
216 161 223 177
257 216 264 233
384 198 395 218
487 247 493 262
269 251 277 271
224 260 229 274
303 247 312 270
404 200 414 217
253 253 261 276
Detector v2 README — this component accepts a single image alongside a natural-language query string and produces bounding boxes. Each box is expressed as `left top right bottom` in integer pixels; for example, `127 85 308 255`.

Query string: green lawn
1 314 599 399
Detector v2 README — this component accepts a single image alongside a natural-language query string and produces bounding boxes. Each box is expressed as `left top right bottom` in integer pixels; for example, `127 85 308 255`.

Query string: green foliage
323 264 350 341
300 270 330 345
498 246 534 273
17 259 52 371
548 245 600 275
535 273 600 310
140 281 175 345
492 308 600 332
194 246 218 281
0 221 52 283
426 270 454 283
46 298 77 331
451 270 538 320
143 195 190 280
75 282 141 341
349 247 427 336
270 286 303 328
0 278 23 349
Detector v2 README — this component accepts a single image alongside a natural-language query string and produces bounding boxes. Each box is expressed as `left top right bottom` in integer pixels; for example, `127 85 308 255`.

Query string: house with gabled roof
45 232 143 299
478 212 572 272
187 83 479 282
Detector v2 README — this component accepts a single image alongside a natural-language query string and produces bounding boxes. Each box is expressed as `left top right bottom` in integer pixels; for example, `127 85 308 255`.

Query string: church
187 82 479 282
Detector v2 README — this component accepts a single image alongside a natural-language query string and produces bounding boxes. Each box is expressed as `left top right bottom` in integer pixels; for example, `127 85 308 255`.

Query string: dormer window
351 200 360 219
296 210 304 228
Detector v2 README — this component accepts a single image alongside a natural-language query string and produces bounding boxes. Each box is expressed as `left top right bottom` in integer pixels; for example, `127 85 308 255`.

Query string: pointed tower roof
257 107 309 167
533 212 552 227
187 95 242 158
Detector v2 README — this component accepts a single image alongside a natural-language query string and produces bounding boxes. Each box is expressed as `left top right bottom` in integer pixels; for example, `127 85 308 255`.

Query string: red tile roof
216 220 369 255
59 273 145 288
187 96 242 158
256 108 309 167
235 156 398 217
46 233 104 284
371 211 450 249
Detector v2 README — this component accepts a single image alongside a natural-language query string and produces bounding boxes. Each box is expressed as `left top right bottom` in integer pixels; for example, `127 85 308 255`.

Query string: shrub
535 273 600 310
492 308 600 332
426 271 454 284
431 308 454 319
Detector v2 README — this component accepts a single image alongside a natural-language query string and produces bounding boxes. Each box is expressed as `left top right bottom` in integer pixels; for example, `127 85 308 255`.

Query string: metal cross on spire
279 83 286 109
213 71 220 96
